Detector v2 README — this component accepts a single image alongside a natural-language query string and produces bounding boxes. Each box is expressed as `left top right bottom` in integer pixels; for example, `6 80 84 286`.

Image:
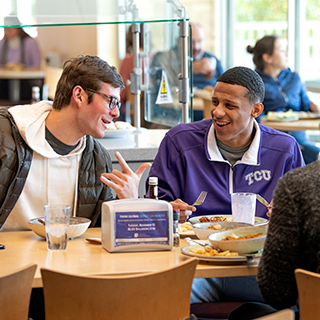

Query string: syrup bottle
148 177 158 200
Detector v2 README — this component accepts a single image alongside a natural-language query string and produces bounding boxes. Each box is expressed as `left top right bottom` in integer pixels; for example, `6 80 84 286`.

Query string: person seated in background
146 66 305 311
150 22 224 122
229 161 319 319
118 23 145 122
247 35 320 164
0 15 42 101
191 22 224 91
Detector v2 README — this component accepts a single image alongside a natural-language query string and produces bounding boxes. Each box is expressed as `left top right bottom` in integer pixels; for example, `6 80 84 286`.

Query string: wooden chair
295 268 320 320
0 263 37 320
41 258 198 320
254 309 295 320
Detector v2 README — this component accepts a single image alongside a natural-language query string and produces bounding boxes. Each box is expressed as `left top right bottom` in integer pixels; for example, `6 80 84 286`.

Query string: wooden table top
0 228 259 287
260 118 320 131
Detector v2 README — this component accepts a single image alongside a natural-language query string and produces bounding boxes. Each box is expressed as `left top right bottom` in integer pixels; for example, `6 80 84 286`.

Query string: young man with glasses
0 55 151 233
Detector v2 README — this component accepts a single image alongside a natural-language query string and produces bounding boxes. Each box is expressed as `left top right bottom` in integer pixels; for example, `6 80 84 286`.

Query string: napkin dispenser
101 199 173 252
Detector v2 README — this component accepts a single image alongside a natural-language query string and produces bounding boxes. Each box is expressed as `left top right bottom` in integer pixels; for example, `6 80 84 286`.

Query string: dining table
260 118 320 131
0 228 259 288
0 68 46 102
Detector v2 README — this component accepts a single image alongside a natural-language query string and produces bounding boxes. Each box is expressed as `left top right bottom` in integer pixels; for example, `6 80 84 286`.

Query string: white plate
178 222 195 236
298 112 320 119
103 128 136 138
188 215 268 227
181 245 261 263
179 230 195 237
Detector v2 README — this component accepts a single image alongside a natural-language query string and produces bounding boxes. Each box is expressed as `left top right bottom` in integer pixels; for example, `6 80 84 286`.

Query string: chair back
295 268 320 320
254 309 294 320
0 263 37 320
41 258 198 320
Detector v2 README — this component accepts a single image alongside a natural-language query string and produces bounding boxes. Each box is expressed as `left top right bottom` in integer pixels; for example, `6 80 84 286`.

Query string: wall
37 24 98 67
179 0 221 58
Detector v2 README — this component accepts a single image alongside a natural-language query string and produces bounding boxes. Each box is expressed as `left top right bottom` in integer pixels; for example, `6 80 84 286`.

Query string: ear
251 102 264 118
262 53 272 64
72 85 86 107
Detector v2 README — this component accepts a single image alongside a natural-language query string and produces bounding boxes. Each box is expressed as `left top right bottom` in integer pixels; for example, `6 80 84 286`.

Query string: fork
192 191 208 206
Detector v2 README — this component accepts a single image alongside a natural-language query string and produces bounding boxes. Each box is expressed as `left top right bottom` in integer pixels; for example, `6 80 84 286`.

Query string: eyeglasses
85 88 121 111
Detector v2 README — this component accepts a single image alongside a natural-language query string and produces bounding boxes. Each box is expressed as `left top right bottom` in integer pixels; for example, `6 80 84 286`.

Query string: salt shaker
173 208 180 247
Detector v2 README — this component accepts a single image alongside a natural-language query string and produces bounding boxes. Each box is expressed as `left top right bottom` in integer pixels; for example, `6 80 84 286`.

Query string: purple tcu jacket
147 119 305 219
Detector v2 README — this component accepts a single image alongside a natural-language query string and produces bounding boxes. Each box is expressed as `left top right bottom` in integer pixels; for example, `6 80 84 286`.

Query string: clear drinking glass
231 193 256 225
44 205 71 251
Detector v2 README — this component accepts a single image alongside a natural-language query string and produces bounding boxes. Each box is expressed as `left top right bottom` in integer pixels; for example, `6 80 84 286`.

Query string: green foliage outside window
236 0 320 22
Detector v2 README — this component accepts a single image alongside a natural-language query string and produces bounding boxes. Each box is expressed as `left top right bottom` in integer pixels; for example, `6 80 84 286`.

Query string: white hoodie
2 102 86 231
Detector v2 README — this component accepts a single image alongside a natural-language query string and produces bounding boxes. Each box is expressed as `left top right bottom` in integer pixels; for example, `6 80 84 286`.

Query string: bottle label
154 186 158 197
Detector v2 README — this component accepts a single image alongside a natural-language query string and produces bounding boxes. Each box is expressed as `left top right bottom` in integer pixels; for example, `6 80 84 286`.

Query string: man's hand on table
170 199 196 223
100 151 151 199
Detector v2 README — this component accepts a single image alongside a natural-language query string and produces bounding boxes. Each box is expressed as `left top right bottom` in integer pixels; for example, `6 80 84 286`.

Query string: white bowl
208 226 267 254
28 217 91 239
192 221 251 240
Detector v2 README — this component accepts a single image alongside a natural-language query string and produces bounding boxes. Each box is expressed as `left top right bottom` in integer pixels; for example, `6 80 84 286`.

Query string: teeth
216 121 228 127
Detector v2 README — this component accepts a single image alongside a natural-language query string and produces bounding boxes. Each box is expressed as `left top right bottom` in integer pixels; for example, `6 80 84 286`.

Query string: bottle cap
149 177 158 185
32 86 40 92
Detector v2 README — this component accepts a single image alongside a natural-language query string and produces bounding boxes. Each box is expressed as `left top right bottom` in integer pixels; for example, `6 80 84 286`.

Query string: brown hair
126 24 144 54
247 35 279 71
52 55 124 110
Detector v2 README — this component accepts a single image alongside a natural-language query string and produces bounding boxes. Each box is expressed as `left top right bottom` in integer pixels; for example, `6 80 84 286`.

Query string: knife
256 194 272 209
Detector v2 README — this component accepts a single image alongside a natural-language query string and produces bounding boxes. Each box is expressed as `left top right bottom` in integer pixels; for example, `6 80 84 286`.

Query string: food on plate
198 216 261 224
207 224 226 231
199 216 231 223
105 121 133 131
266 110 298 121
190 246 238 257
221 233 263 241
178 222 193 233
207 224 244 231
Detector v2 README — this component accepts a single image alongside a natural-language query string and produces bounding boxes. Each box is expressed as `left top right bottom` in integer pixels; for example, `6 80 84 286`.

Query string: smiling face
79 82 121 139
210 82 262 148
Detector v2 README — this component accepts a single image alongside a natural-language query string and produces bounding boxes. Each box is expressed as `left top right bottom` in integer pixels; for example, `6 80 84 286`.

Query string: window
180 0 320 98
301 0 320 94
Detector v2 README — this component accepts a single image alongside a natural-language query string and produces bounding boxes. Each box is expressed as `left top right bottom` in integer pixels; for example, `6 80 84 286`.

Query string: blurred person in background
247 35 320 164
118 23 145 122
0 15 42 101
191 22 224 121
191 22 223 91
